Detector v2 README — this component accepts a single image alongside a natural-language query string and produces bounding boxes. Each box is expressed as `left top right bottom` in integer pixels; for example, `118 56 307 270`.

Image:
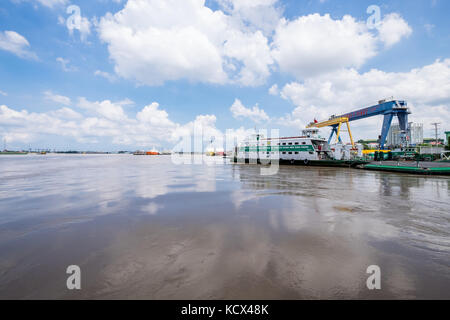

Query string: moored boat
133 147 160 155
233 129 367 167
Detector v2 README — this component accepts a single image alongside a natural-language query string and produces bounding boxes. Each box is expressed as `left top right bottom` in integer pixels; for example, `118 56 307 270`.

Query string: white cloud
217 0 282 36
74 16 91 41
64 6 91 41
225 29 273 86
0 104 80 143
56 57 77 72
0 30 37 60
230 98 269 123
278 59 450 138
272 14 377 79
77 97 128 122
44 91 71 106
36 0 68 8
96 2 414 87
48 107 83 120
377 13 412 47
0 101 176 147
271 13 412 80
0 90 7 96
268 84 279 95
171 114 222 146
0 97 258 150
94 70 117 82
98 0 273 86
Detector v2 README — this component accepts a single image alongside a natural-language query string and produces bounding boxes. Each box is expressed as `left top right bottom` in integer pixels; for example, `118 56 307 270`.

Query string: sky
0 0 449 151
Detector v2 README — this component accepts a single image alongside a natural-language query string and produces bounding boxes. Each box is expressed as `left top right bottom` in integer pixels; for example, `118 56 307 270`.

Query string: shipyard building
386 122 423 148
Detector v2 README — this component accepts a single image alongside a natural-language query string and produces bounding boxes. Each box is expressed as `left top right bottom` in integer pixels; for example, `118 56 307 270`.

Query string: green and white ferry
233 129 367 167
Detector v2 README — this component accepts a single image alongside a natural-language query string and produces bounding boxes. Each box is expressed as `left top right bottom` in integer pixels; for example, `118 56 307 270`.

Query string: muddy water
0 154 449 299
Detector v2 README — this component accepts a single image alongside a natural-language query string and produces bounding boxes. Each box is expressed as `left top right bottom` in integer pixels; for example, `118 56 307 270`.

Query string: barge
360 163 450 175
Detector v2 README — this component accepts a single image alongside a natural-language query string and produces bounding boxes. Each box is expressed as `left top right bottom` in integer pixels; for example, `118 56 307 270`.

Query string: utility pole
431 123 440 146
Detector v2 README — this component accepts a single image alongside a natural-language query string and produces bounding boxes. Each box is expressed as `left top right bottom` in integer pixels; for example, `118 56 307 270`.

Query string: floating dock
360 162 450 175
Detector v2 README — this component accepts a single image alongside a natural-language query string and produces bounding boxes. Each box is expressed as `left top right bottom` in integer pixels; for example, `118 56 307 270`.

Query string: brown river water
0 154 449 299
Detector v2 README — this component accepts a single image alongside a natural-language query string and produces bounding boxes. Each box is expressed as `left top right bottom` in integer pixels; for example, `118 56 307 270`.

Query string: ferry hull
233 158 368 168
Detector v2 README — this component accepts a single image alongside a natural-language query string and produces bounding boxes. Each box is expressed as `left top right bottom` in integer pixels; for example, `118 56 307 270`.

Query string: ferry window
282 152 286 154
266 152 269 155
288 143 292 145
309 151 314 154
288 152 292 154
295 142 299 145
302 142 306 145
282 143 286 145
295 152 299 154
277 143 280 145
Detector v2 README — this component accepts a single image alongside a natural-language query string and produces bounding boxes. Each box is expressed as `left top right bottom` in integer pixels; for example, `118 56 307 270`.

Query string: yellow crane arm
306 117 349 128
307 117 355 148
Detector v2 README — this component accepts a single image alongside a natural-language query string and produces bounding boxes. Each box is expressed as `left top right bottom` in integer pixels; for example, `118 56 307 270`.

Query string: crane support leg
335 122 342 143
346 121 355 148
328 125 343 144
380 112 394 150
397 111 409 147
328 126 337 144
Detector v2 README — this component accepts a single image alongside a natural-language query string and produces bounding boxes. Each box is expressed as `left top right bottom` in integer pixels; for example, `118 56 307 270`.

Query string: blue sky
0 0 449 151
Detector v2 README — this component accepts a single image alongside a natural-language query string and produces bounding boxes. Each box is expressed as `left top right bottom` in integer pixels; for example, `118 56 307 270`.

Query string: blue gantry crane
309 99 410 150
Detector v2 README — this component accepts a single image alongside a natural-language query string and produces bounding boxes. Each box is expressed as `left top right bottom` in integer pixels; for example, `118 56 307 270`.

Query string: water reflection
0 155 448 299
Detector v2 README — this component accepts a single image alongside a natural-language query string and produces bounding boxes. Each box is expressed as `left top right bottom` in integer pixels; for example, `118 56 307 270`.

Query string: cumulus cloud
95 1 414 87
77 97 129 122
0 97 227 149
230 98 269 123
97 0 273 86
0 30 37 60
278 59 450 138
0 104 81 144
0 96 260 151
44 91 71 106
171 114 222 146
272 14 378 79
217 0 283 36
271 12 412 80
48 107 83 120
377 13 412 47
38 0 67 7
94 70 117 82
268 84 279 95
